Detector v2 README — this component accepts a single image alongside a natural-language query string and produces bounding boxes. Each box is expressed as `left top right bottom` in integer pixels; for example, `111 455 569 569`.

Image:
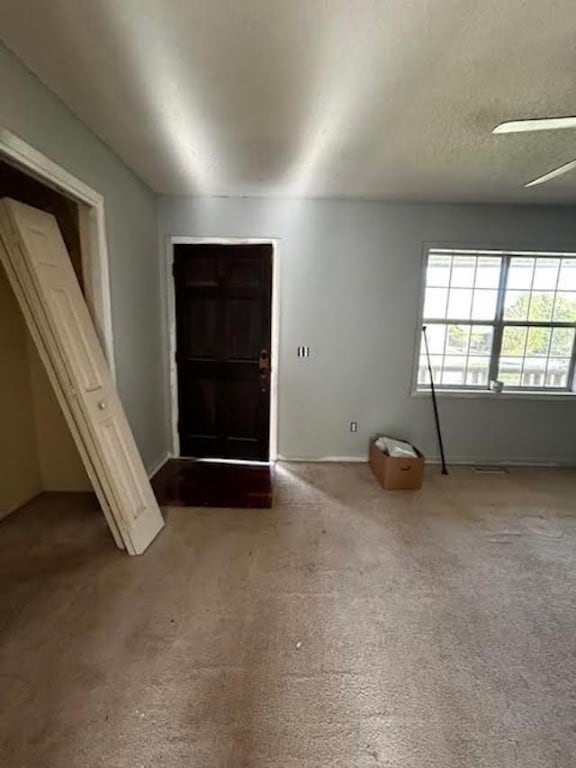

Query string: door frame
165 236 280 462
1 199 164 554
0 127 115 377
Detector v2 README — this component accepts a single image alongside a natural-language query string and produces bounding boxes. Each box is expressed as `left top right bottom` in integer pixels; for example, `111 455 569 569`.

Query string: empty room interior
1 2 576 766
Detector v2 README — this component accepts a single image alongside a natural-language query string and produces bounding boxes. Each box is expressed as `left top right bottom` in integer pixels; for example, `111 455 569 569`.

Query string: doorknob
259 349 270 374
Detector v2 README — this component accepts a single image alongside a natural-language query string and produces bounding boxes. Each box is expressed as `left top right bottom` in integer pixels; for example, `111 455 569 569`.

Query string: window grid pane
420 251 501 387
553 291 576 322
498 325 572 389
507 257 535 289
419 250 576 391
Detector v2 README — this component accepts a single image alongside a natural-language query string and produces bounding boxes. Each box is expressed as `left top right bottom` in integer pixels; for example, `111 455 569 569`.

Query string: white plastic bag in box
375 436 417 458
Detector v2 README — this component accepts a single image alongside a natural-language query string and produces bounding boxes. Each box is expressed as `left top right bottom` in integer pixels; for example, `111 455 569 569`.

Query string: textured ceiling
2 0 576 203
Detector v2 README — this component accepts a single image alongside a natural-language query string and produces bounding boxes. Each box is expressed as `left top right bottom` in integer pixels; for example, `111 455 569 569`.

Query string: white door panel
0 198 164 555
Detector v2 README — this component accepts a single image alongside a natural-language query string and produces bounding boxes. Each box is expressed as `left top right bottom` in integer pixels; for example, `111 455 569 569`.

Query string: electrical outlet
349 421 358 433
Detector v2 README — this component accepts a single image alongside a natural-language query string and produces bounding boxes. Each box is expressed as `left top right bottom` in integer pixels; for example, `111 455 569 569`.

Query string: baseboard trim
427 458 576 468
277 455 576 468
147 452 171 479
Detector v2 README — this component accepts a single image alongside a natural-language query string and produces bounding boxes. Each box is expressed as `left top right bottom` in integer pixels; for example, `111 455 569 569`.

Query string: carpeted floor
1 463 576 767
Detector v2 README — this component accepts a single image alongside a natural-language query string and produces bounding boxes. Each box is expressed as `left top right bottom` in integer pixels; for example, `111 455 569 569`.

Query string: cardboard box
369 439 424 490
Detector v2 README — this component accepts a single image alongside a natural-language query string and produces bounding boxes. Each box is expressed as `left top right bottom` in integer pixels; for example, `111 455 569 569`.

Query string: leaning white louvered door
0 198 164 555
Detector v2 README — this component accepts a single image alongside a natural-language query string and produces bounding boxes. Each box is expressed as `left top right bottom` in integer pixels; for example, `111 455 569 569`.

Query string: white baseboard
427 458 576 468
278 455 576 468
147 452 171 479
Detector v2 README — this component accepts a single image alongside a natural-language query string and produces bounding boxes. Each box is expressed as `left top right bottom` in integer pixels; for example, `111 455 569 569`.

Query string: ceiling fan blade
524 159 576 188
493 117 576 134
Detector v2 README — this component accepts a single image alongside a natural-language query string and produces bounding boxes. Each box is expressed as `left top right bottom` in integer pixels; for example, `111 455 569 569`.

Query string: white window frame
412 246 576 399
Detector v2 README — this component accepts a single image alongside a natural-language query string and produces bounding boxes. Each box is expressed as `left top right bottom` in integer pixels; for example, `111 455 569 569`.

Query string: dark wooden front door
173 243 273 461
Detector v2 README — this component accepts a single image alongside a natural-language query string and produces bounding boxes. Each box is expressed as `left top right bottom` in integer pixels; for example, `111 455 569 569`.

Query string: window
416 249 576 393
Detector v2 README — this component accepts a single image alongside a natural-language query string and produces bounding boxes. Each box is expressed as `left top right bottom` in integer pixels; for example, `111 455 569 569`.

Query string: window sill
411 388 576 401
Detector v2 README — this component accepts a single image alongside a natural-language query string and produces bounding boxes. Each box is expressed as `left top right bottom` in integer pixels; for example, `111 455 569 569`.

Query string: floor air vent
473 465 508 474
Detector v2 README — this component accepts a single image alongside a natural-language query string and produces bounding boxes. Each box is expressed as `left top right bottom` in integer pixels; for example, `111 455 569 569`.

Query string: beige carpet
1 463 576 767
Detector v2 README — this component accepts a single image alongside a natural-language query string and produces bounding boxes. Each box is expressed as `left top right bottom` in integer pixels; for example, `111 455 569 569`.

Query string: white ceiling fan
493 117 576 188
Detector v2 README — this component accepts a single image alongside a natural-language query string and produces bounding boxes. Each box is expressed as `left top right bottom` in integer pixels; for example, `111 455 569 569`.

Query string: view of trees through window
418 250 576 391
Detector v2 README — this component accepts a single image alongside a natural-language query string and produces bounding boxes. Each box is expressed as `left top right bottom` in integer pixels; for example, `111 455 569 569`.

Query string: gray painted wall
4 37 575 466
158 196 576 464
0 42 165 469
